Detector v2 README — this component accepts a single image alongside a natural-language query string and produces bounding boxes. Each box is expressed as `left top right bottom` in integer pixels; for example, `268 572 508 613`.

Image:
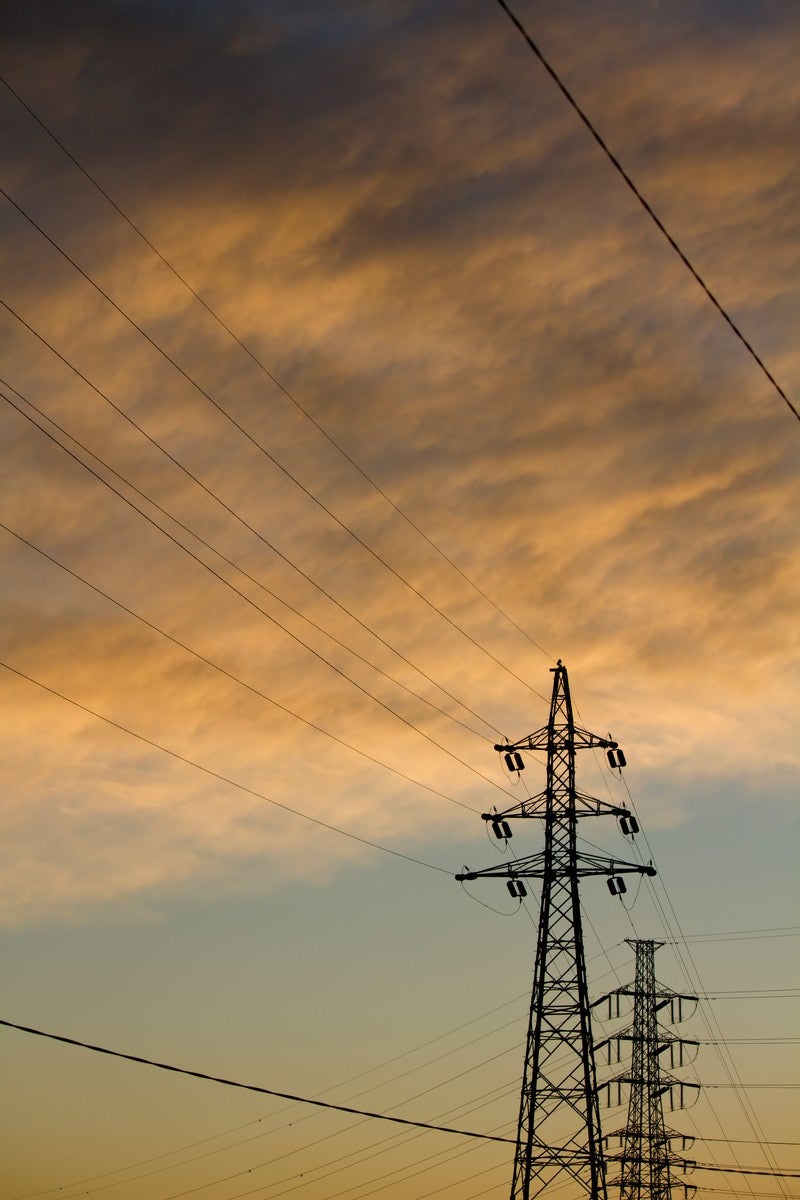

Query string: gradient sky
1 2 798 1198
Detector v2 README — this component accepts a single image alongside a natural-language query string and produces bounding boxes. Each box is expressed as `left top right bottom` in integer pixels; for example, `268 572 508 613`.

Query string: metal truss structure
456 661 656 1200
594 939 699 1200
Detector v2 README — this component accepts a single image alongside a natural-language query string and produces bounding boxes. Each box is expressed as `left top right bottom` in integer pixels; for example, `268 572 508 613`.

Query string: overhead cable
492 0 799 424
0 186 550 704
0 379 492 744
0 70 556 665
0 516 486 812
9 953 636 1200
618 775 792 1191
0 1017 515 1144
9 993 528 1200
1 384 511 799
693 1167 800 1180
0 660 452 875
0 317 502 745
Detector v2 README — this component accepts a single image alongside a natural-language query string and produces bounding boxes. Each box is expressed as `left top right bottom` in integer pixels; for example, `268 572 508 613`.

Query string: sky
0 0 798 1197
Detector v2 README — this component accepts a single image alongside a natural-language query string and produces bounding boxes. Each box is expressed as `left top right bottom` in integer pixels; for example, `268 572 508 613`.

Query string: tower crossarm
482 790 631 822
604 1126 696 1153
593 986 697 1010
456 852 655 882
595 1030 701 1071
495 728 621 754
597 1070 701 1107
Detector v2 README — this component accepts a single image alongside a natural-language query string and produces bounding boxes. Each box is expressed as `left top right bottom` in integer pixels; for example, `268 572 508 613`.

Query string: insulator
500 820 513 839
506 879 527 898
598 1079 625 1108
627 815 638 833
512 751 525 771
619 814 639 836
607 876 627 896
616 748 627 768
504 750 525 772
491 820 504 840
606 748 618 768
662 1039 699 1069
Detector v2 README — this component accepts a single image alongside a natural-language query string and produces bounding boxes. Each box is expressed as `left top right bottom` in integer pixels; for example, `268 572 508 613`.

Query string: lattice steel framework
595 940 699 1200
456 662 656 1200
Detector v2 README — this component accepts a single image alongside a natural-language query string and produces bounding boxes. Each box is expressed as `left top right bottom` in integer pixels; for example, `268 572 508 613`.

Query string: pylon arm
595 1032 700 1070
598 1074 701 1111
603 1127 696 1153
594 986 697 1007
456 852 655 882
494 727 620 754
482 789 631 822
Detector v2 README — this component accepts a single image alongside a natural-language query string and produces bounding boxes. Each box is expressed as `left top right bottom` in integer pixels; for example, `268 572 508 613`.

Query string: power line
1 384 511 799
0 186 550 704
0 377 500 748
22 961 618 1200
612 777 788 1196
702 1039 799 1045
699 1141 800 1149
695 1185 800 1195
0 69 556 667
0 1017 515 1144
585 785 784 1200
0 323 504 750
10 993 527 1200
679 925 800 937
131 1048 520 1200
492 0 799 425
0 660 451 875
704 1084 800 1090
700 990 799 998
667 927 800 944
15 971 621 1200
0 514 485 812
694 1168 800 1180
256 1123 507 1200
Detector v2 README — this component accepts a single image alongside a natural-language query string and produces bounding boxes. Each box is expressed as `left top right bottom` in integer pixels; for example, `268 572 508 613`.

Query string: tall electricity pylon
594 939 699 1200
456 661 656 1200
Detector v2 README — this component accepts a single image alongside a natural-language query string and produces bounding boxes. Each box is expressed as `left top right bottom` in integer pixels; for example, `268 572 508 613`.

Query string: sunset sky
1 1 798 1197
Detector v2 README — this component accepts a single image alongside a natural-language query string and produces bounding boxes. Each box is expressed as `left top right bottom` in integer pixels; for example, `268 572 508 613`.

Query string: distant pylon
594 939 700 1200
456 661 656 1199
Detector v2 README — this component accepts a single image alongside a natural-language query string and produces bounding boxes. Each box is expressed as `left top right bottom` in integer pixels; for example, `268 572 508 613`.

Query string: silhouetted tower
595 939 699 1200
456 662 656 1200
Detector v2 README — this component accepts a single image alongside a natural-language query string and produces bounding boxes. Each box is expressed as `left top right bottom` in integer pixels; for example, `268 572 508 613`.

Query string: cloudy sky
1 1 798 1197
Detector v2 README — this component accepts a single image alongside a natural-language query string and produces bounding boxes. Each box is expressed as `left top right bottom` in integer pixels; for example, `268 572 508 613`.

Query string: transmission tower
594 939 699 1200
456 661 656 1200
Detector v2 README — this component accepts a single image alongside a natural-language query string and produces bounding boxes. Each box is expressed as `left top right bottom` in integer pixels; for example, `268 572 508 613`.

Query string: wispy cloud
1 0 797 924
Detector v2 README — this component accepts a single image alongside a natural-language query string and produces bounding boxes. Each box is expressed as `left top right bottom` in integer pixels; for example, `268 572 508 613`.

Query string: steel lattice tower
595 940 699 1200
456 662 656 1200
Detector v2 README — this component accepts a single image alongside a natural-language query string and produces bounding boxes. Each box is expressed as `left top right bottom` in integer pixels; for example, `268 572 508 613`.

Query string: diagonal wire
0 69 556 665
0 305 502 741
1 385 508 798
0 517 483 812
0 376 490 742
0 660 452 875
0 185 551 701
492 0 799 424
0 1017 515 1144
